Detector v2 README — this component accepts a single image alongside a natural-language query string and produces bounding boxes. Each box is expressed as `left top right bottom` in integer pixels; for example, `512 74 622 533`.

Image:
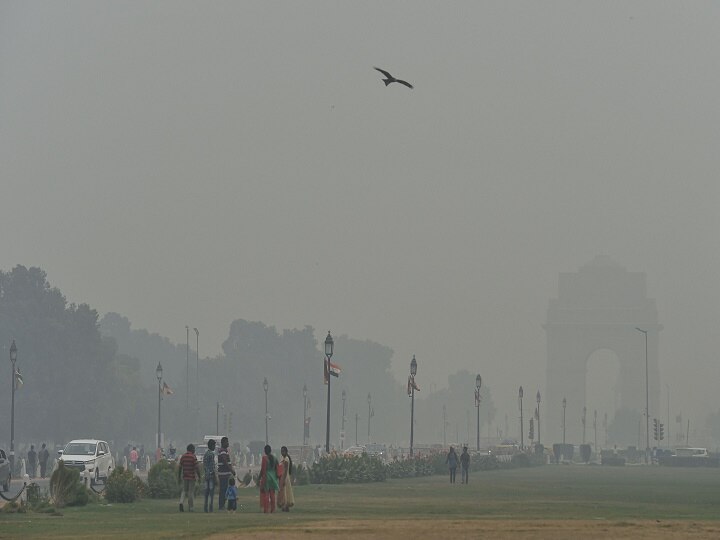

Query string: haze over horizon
2 2 719 430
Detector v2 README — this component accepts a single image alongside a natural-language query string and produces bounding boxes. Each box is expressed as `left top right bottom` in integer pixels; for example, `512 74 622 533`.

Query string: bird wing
374 67 393 79
396 79 414 89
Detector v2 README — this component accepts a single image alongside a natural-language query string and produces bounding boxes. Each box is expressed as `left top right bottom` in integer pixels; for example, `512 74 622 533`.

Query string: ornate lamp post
263 377 269 444
303 384 308 446
367 393 372 443
593 409 598 453
324 331 334 453
156 361 163 450
409 355 418 457
518 386 524 451
635 327 650 464
475 374 482 451
536 391 541 446
9 340 18 466
341 389 347 449
193 328 199 435
562 397 567 444
582 406 587 444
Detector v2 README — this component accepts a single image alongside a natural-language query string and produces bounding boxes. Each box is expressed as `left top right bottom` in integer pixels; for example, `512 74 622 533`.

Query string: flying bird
374 67 413 89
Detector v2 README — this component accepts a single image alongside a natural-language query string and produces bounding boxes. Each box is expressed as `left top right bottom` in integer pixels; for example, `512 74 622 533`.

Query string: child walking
226 477 238 513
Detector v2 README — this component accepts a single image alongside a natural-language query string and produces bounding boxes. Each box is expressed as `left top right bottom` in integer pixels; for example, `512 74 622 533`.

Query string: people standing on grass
130 446 139 471
178 444 201 512
218 436 236 511
460 446 470 484
38 443 50 478
278 446 295 512
259 444 279 513
225 477 238 513
203 439 218 513
27 444 37 478
446 446 458 484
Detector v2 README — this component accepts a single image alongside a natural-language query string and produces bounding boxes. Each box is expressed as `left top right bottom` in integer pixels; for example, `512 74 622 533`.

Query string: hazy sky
2 2 719 426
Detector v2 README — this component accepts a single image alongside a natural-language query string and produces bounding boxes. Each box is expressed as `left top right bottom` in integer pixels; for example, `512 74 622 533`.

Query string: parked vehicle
58 439 113 484
0 448 11 491
674 447 708 458
343 445 366 457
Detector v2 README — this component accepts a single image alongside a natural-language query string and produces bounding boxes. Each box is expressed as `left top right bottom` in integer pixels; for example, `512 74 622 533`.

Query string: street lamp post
636 327 650 464
536 391 541 446
582 406 587 444
443 404 447 447
303 384 308 446
367 393 372 443
519 386 524 451
355 413 359 446
9 340 18 466
475 375 482 451
409 355 417 457
185 326 189 411
324 331 334 453
594 409 598 453
341 389 347 449
263 377 269 444
156 362 163 450
562 397 567 445
194 328 199 436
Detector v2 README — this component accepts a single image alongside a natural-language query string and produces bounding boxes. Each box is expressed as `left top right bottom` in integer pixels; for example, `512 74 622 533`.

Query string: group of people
176 437 295 514
25 443 51 478
445 446 471 484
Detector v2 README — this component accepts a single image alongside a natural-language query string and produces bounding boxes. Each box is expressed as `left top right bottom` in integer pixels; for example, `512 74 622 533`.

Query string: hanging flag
407 375 420 396
324 359 341 384
14 367 23 390
161 381 174 395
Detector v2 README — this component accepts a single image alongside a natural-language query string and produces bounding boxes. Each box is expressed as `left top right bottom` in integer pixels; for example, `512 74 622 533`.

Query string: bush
579 444 592 463
553 443 574 462
386 456 434 479
473 454 501 471
310 454 386 484
293 464 310 486
148 460 179 499
49 461 88 508
105 467 146 503
509 453 531 468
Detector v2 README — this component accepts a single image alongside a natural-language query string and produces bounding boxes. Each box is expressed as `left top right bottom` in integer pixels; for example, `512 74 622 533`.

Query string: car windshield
64 443 96 455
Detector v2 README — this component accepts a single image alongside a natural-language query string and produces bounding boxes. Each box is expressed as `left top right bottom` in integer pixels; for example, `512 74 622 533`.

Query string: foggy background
1 2 719 444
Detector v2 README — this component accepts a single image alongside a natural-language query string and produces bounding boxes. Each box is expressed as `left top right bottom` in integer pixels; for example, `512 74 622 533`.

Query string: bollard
20 458 27 479
146 456 151 471
122 456 128 470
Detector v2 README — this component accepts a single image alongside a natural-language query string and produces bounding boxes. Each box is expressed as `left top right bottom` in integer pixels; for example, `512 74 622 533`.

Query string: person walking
460 446 470 484
203 439 218 513
38 443 50 478
225 477 238 513
446 446 458 484
258 445 279 513
27 445 38 478
217 436 235 510
178 444 201 512
129 446 139 471
278 446 295 512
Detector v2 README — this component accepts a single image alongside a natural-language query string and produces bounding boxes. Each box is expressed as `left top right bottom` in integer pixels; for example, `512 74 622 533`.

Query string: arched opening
585 349 621 447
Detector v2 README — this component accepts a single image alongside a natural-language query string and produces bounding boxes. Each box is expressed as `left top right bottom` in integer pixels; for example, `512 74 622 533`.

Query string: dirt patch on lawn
210 518 720 539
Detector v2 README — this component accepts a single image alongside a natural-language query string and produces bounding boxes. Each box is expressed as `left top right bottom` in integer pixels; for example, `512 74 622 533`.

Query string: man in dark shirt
178 444 200 512
217 437 235 510
27 445 38 478
460 446 470 484
38 443 50 478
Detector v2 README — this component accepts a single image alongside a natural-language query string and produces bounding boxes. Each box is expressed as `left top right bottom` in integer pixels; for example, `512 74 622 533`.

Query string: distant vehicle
0 448 11 491
343 445 366 457
365 443 387 458
674 447 708 458
194 435 227 463
58 439 113 484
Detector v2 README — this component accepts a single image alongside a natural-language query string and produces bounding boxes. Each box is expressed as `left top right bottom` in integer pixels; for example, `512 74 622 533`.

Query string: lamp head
519 386 523 399
562 397 567 407
9 340 17 363
410 355 417 376
324 331 334 358
537 390 541 403
156 361 163 381
303 383 307 398
263 377 269 392
342 389 346 400
475 374 481 390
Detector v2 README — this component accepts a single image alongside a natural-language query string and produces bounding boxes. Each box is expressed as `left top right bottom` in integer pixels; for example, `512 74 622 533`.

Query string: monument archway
544 255 661 445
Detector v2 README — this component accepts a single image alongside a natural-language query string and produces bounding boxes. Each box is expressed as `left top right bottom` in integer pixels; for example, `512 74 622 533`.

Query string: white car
58 439 113 484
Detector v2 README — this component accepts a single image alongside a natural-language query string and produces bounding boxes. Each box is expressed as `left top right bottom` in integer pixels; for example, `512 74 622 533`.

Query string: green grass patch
2 465 720 538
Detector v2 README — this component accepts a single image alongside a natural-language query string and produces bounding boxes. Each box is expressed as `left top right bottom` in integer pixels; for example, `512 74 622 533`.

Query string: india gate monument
545 255 662 445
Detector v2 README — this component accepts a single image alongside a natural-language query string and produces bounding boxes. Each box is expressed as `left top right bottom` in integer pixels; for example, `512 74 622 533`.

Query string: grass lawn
3 465 720 539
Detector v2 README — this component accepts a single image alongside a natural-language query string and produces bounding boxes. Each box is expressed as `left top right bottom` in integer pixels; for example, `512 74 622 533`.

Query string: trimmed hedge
310 454 386 484
105 466 147 503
